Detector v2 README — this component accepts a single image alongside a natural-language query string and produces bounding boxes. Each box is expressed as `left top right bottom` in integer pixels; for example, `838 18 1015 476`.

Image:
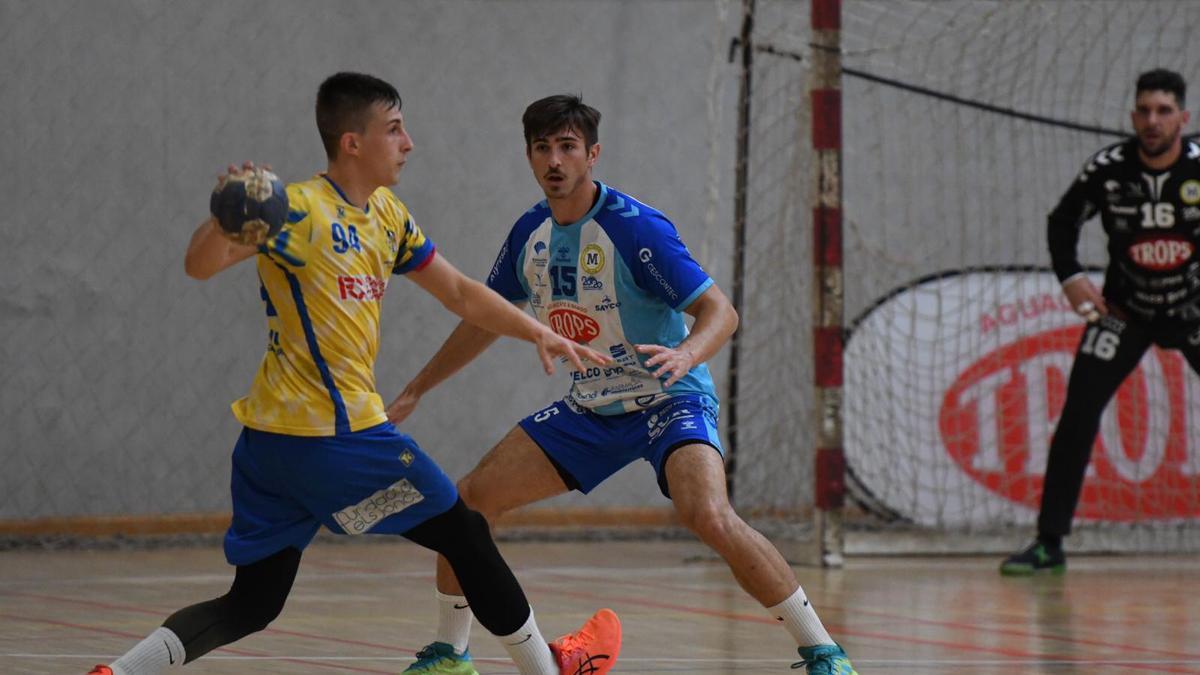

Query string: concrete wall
0 0 738 518
7 0 1196 523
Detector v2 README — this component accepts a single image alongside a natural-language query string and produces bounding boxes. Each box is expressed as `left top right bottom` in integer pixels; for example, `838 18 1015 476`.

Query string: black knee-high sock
162 546 301 662
405 498 530 636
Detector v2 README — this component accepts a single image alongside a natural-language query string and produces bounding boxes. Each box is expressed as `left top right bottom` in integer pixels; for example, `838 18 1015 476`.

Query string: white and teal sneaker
404 641 479 674
794 643 858 674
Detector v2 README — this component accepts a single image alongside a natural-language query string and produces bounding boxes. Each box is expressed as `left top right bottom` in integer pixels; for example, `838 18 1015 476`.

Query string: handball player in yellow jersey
89 72 621 675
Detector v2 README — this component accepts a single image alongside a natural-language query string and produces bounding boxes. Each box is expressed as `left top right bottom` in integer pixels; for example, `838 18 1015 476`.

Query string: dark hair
522 94 601 150
1136 68 1187 108
316 72 402 159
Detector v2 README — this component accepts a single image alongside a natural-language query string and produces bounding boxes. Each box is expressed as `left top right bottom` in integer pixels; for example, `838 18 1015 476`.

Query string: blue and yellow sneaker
403 641 479 674
793 643 858 674
999 540 1066 575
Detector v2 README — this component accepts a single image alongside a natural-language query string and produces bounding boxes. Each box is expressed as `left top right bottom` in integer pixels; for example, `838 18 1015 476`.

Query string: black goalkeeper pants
1038 314 1200 537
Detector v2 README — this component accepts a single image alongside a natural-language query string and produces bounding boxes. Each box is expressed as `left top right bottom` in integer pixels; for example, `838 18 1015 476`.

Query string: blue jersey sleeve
632 213 713 310
486 228 529 302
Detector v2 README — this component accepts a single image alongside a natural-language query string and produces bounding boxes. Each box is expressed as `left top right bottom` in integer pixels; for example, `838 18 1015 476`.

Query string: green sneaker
999 541 1066 575
793 643 857 674
403 642 479 674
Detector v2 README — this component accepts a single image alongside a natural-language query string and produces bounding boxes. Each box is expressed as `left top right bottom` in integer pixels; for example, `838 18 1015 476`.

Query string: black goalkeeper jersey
1048 137 1200 323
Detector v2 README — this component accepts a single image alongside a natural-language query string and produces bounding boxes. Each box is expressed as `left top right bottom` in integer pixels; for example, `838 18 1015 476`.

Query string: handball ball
210 167 288 246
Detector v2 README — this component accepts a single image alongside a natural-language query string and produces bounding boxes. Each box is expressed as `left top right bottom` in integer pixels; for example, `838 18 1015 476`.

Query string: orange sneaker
549 608 621 675
87 667 113 675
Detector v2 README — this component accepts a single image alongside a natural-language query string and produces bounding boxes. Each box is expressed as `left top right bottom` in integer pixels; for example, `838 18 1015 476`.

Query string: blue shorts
518 394 723 498
224 422 458 566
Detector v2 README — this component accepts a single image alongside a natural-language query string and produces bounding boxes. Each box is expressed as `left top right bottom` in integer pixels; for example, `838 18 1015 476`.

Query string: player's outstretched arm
637 284 738 388
387 318 502 424
407 253 611 368
184 217 257 280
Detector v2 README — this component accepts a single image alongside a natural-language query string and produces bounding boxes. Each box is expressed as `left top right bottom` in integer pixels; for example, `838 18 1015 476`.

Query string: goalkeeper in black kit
1002 68 1200 575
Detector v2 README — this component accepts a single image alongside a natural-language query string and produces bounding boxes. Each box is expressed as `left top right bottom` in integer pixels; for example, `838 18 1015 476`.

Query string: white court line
13 654 1200 666
0 564 708 590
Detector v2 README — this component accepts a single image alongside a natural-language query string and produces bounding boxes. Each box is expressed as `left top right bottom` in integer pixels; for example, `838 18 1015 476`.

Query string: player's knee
455 475 477 507
224 547 296 634
239 600 283 634
459 504 492 541
456 476 501 522
679 502 738 543
442 500 492 543
228 583 287 633
441 504 500 561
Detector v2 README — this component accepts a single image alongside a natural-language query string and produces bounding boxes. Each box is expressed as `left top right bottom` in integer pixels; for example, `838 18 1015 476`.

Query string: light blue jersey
488 182 717 414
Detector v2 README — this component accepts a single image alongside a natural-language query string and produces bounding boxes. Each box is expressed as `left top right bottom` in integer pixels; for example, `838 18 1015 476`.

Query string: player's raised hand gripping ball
210 166 288 246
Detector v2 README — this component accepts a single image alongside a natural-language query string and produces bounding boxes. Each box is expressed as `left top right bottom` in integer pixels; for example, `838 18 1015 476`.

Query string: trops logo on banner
845 269 1200 528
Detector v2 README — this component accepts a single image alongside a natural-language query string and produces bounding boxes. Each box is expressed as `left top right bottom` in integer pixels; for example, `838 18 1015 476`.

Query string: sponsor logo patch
609 343 637 366
338 275 387 301
1182 179 1200 205
489 241 510 284
563 395 586 413
548 304 601 343
845 269 1200 527
647 403 700 440
1128 236 1194 271
581 243 605 274
594 295 621 312
333 479 425 535
644 261 678 300
636 247 679 300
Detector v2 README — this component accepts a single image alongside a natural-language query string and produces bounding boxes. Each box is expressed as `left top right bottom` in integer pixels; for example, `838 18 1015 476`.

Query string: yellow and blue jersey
231 175 434 436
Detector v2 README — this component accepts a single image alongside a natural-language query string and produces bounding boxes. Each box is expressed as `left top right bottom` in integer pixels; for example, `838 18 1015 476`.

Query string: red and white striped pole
810 0 845 567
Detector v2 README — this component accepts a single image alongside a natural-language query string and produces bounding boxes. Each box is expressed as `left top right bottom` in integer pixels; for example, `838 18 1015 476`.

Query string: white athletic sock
767 586 835 648
110 626 186 674
435 590 474 655
497 609 556 675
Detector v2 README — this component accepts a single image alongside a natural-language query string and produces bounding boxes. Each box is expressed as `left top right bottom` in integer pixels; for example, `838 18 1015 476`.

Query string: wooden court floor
2 538 1199 674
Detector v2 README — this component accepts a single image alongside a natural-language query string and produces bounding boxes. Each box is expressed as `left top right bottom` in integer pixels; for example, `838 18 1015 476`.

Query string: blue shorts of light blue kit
224 422 458 566
518 393 723 498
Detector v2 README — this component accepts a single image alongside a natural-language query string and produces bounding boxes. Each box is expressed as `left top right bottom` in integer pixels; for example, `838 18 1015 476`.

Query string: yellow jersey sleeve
377 191 435 275
258 183 317 268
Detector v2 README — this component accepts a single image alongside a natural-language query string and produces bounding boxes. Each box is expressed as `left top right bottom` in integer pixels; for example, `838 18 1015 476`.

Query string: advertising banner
845 269 1200 528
